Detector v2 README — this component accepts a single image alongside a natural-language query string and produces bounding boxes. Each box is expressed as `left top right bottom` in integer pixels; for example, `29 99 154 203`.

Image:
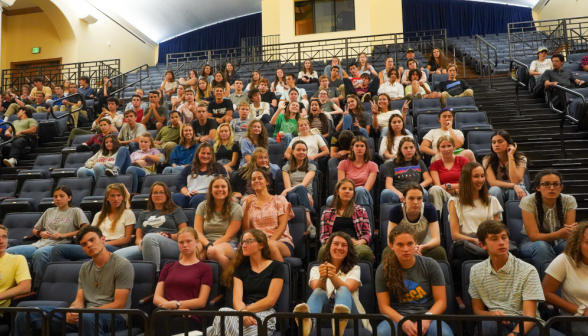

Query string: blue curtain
157 13 262 63
402 0 533 37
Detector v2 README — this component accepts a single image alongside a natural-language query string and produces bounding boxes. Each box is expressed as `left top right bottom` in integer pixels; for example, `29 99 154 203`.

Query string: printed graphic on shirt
401 279 428 304
143 215 165 228
212 107 227 117
445 81 461 90
394 165 422 181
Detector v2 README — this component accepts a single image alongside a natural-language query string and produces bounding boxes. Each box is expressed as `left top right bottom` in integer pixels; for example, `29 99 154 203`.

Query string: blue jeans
14 306 126 336
380 188 429 204
377 319 453 336
278 133 294 148
519 235 566 270
326 186 372 206
171 192 206 209
76 163 106 182
117 233 179 271
306 287 361 329
342 114 369 138
50 244 119 262
5 245 53 279
473 320 564 336
126 166 148 193
286 185 314 214
113 245 144 261
488 185 529 210
162 165 187 174
128 142 140 153
113 146 133 173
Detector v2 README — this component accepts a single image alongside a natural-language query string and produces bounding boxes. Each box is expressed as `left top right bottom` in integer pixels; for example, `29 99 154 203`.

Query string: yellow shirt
30 86 52 99
0 253 31 307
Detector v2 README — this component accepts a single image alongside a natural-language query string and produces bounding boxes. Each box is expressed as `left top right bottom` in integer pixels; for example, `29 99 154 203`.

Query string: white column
0 0 16 71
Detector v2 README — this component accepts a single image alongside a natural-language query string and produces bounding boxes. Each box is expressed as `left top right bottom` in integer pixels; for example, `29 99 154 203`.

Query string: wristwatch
176 301 181 309
205 243 213 251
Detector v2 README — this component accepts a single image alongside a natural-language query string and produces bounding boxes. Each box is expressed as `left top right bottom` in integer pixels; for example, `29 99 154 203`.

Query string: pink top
243 195 295 247
337 160 379 187
429 155 469 185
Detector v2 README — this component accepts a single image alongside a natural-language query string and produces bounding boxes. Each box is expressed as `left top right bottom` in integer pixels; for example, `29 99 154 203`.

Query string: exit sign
32 47 41 54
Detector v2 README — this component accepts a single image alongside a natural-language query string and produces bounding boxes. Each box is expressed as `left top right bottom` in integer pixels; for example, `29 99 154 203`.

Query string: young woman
239 119 272 166
245 71 261 92
233 147 278 203
401 59 427 85
77 135 121 182
172 142 228 210
427 48 449 74
323 56 348 78
153 227 213 335
335 95 369 138
428 136 470 211
384 183 446 261
63 80 71 95
484 130 529 209
242 169 295 262
178 69 199 92
520 169 577 270
405 69 442 100
199 65 214 83
371 95 408 137
297 60 319 84
270 100 300 147
307 99 332 139
160 70 178 96
378 57 403 86
378 115 412 161
211 71 230 98
213 123 239 173
126 133 165 193
316 89 343 121
49 183 134 261
6 186 89 280
272 68 287 96
224 62 240 88
194 176 242 269
195 79 212 106
19 84 32 104
376 225 453 336
381 138 432 204
163 124 198 174
114 182 188 271
420 108 476 163
357 52 378 77
319 179 373 263
293 232 371 336
326 136 378 206
282 140 316 233
543 222 588 336
208 229 285 336
171 84 186 110
285 119 329 162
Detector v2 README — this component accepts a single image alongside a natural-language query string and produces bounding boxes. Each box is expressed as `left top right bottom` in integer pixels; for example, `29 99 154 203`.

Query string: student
283 74 309 106
95 76 115 112
316 88 344 123
271 69 287 96
381 138 432 204
328 130 361 170
324 56 349 78
376 224 452 336
428 136 470 211
271 100 300 147
211 71 230 98
60 83 87 127
0 224 32 319
427 48 449 74
401 59 427 85
229 79 248 105
544 54 587 89
77 135 121 181
326 136 378 206
49 183 135 262
78 75 96 99
29 76 52 100
208 229 285 336
335 94 370 138
248 88 270 123
14 226 134 336
154 110 182 162
355 74 372 101
92 97 123 132
357 52 378 77
285 119 329 162
176 89 197 124
163 124 198 174
297 59 319 84
126 133 165 193
439 65 474 107
293 232 371 336
530 47 553 79
115 182 188 271
484 130 529 209
5 186 89 281
142 91 168 131
307 99 332 139
245 71 262 92
242 169 295 262
172 143 228 209
420 108 476 163
224 62 240 87
233 147 279 202
127 94 146 121
153 227 213 335
239 119 272 167
213 123 239 173
63 80 71 95
199 65 214 84
377 68 404 99
278 88 308 116
3 92 49 118
118 110 146 153
171 84 186 110
405 69 442 100
520 168 577 270
582 55 588 72
178 68 198 91
378 56 403 86
371 94 408 136
191 105 218 144
1 106 38 167
313 75 343 106
160 70 178 96
71 118 112 154
208 86 234 124
195 79 213 106
469 220 565 336
194 176 242 269
230 102 254 142
259 78 278 109
378 114 412 160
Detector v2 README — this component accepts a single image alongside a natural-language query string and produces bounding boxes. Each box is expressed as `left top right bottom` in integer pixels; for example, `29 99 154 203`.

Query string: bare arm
0 279 31 301
420 221 441 251
271 211 290 241
377 292 404 323
241 278 284 313
449 200 477 243
419 139 437 156
363 172 377 192
543 274 582 315
105 225 133 247
523 209 574 242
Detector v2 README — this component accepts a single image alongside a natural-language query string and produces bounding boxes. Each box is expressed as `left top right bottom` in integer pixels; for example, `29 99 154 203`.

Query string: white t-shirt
424 128 465 151
545 253 588 316
379 135 412 158
375 110 401 128
530 59 553 79
449 196 503 237
92 209 136 241
377 81 404 99
291 134 326 157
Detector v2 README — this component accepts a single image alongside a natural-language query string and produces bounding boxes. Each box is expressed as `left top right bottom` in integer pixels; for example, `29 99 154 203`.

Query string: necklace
93 252 113 288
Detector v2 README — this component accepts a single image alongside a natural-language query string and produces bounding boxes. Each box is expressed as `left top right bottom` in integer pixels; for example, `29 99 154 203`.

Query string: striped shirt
468 253 545 323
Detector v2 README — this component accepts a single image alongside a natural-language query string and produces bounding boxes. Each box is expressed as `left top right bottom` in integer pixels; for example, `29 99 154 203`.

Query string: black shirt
260 91 277 106
332 217 357 239
215 142 239 162
207 99 234 118
191 118 218 139
439 80 471 96
233 260 285 310
427 58 441 72
330 130 363 151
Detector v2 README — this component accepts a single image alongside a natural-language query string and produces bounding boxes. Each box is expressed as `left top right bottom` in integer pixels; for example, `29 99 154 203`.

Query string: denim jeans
377 319 453 336
5 245 53 280
125 166 148 193
286 185 314 214
76 163 106 182
306 287 361 330
276 133 294 148
341 114 369 138
488 185 529 210
519 234 566 270
473 321 565 336
380 188 429 204
328 157 341 170
162 165 187 174
326 186 372 206
140 233 180 271
128 142 140 153
171 193 207 209
113 245 144 261
14 306 126 336
113 146 133 174
50 244 119 262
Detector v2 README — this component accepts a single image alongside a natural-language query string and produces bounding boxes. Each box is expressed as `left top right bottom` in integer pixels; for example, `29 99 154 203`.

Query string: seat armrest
11 291 36 304
23 235 39 242
210 294 224 305
456 296 465 311
0 197 15 200
139 294 154 305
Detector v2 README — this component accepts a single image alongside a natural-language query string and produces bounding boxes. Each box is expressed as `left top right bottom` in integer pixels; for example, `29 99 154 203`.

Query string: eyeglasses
539 182 562 188
241 239 259 246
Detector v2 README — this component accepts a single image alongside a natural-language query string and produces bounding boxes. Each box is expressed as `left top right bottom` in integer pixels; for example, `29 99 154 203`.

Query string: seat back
93 175 133 196
505 200 524 245
328 167 338 197
437 261 456 314
57 177 93 207
203 260 222 309
38 262 85 304
289 206 307 261
63 152 94 169
0 180 17 198
446 96 477 111
183 208 196 228
455 111 489 128
567 52 588 63
129 261 157 314
3 212 43 246
462 260 482 315
390 99 408 112
71 134 95 146
416 114 441 139
18 179 54 201
442 201 452 251
379 203 401 255
139 174 180 194
32 154 62 171
268 143 286 168
466 131 493 153
431 74 449 90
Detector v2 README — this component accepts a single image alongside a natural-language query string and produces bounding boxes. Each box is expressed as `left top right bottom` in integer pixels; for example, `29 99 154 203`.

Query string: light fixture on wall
80 14 98 24
74 1 98 24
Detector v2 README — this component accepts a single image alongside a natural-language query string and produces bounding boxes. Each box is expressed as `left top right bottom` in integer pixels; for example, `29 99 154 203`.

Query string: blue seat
416 114 441 140
446 96 478 112
431 74 449 91
268 142 286 168
18 262 85 308
1 179 53 216
378 203 401 257
412 99 442 123
466 130 494 160
51 152 94 180
61 134 94 153
284 206 308 299
3 212 43 247
18 154 62 185
130 174 180 209
38 177 93 210
80 175 133 216
454 111 493 136
0 180 17 199
505 200 533 264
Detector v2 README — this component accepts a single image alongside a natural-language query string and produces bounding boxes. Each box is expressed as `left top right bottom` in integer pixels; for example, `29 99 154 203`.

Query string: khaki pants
441 89 474 107
60 105 87 127
428 185 453 211
154 142 177 162
318 243 374 264
4 103 47 117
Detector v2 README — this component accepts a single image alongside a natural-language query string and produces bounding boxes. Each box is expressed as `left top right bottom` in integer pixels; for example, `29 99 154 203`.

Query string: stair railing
48 93 87 126
451 46 467 78
508 59 529 116
546 85 586 159
105 64 150 103
475 35 497 89
0 122 17 147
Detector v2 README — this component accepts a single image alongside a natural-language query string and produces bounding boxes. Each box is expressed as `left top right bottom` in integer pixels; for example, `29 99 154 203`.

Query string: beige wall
534 0 588 21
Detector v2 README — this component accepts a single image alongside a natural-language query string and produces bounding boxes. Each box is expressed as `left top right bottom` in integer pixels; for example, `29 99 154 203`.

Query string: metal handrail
49 93 87 126
474 35 498 89
452 46 467 78
545 315 588 335
149 309 263 336
0 307 47 336
508 59 530 116
47 307 149 336
107 64 150 99
0 121 18 147
547 84 586 158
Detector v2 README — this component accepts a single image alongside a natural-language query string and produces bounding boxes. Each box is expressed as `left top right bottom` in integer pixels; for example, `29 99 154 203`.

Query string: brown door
7 58 62 94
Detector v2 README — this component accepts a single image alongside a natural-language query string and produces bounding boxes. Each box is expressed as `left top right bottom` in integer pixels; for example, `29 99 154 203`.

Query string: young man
406 48 416 60
248 88 270 123
92 97 123 132
469 220 564 336
283 74 309 108
61 83 87 128
176 89 197 123
439 64 474 107
118 110 146 153
0 224 32 323
125 90 149 111
191 105 217 144
50 85 67 112
29 77 52 101
0 91 15 113
208 86 234 124
2 107 38 167
76 118 112 153
258 78 277 108
3 92 50 120
141 91 167 131
343 63 380 101
530 47 553 79
356 73 371 100
14 226 134 336
155 110 182 162
228 79 249 106
544 54 587 89
128 94 144 122
313 75 342 106
230 102 253 142
329 66 344 90
78 76 96 99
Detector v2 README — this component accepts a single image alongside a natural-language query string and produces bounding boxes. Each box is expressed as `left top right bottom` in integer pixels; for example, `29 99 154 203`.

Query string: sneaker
308 224 317 239
332 304 350 336
3 158 16 167
105 168 119 176
293 303 312 336
415 92 423 100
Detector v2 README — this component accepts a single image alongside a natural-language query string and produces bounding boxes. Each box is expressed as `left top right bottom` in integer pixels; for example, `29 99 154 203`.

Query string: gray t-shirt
375 255 445 316
79 253 134 318
230 118 253 142
118 123 147 142
147 105 169 124
519 193 577 235
381 160 428 192
282 163 316 195
195 201 243 244
135 208 188 235
33 207 88 248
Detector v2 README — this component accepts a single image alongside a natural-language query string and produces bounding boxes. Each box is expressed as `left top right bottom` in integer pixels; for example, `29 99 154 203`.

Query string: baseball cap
537 46 548 54
406 48 415 53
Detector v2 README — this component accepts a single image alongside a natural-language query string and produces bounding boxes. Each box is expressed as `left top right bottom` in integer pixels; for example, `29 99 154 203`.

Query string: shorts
286 242 295 256
229 241 238 252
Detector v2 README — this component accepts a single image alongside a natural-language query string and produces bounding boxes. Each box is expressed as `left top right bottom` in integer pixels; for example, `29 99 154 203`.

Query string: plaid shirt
320 205 371 245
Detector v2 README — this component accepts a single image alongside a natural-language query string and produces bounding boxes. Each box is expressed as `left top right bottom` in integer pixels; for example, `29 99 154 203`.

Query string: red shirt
429 155 469 185
159 261 213 320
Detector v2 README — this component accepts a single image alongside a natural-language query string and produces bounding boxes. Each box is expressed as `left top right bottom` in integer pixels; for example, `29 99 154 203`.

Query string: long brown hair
395 137 421 165
164 70 175 82
195 79 211 100
329 179 356 218
348 136 371 163
458 162 490 207
387 115 409 158
302 59 314 74
221 229 272 287
99 135 120 156
430 48 449 69
288 140 310 173
564 221 588 267
190 142 218 178
347 94 367 128
204 176 233 222
147 182 178 215
322 232 358 274
245 119 269 149
307 99 329 135
533 169 565 234
96 184 129 235
179 124 198 147
382 224 416 300
284 101 301 122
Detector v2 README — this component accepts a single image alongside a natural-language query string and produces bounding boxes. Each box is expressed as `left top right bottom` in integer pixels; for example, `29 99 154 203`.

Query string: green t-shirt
195 201 243 244
156 125 181 143
274 114 298 137
13 118 38 133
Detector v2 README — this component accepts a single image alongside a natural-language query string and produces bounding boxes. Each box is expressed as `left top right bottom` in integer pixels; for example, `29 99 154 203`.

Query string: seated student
224 62 240 88
195 79 213 106
484 130 529 209
427 48 449 75
544 54 588 91
377 68 405 100
245 71 261 92
326 136 378 206
272 68 287 95
428 136 470 211
371 94 408 136
319 179 373 263
248 88 270 123
316 88 344 122
0 91 17 115
230 102 254 142
233 147 279 203
171 84 186 110
118 110 147 153
405 69 442 100
29 76 52 101
285 119 329 162
294 232 371 336
1 106 38 167
297 59 319 84
258 78 277 109
312 75 343 106
329 66 345 93
381 138 432 204
239 119 273 166
378 114 412 161
153 227 213 335
3 92 49 119
77 135 121 181
420 108 476 163
520 168 577 270
324 56 349 78
172 143 228 209
469 220 565 336
50 184 135 262
160 70 178 96
213 123 239 173
71 118 112 153
229 79 248 106
199 65 214 84
94 76 115 112
125 89 149 112
14 225 134 336
125 132 165 193
401 59 427 85
191 105 218 145
61 83 87 128
355 73 372 101
376 224 452 336
115 182 188 271
141 90 168 131
543 222 588 336
278 88 308 116
357 52 378 77
307 99 332 139
242 169 295 262
176 89 197 124
194 176 242 269
154 110 182 162
94 97 123 131
211 71 231 98
20 84 34 105
583 55 588 72
378 56 403 86
271 100 301 147
283 73 309 107
439 65 474 107
208 229 285 336
449 162 503 280
335 94 370 138
163 124 198 174
50 85 69 112
63 80 71 95
328 129 362 170
530 47 553 80
77 75 96 99
208 86 234 124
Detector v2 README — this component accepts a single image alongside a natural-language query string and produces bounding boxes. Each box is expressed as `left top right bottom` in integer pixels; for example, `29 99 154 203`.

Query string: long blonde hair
239 147 270 182
195 79 211 100
213 123 235 153
177 227 200 260
95 184 130 235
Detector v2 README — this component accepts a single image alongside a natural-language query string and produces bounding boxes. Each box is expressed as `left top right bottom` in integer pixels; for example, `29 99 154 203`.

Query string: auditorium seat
130 174 180 209
17 153 62 186
50 152 94 180
0 179 53 216
3 212 43 248
38 177 93 211
80 175 133 216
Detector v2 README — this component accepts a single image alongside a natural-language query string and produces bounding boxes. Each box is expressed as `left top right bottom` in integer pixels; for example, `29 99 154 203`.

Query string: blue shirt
78 85 96 99
169 143 198 166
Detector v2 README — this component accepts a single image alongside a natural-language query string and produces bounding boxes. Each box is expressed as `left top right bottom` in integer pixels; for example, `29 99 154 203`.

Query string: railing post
563 19 569 57
345 38 349 70
297 42 301 72
394 33 398 65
